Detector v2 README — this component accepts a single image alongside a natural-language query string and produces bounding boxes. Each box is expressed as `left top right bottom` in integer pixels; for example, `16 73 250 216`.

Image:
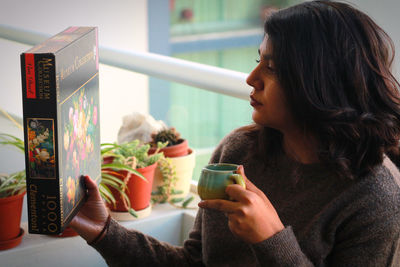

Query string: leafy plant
151 157 194 209
0 133 26 198
150 127 182 148
0 171 26 198
103 140 162 169
99 140 163 217
0 133 24 153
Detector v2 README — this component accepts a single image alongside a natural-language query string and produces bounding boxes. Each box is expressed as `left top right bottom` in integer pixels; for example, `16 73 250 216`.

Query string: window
149 0 304 181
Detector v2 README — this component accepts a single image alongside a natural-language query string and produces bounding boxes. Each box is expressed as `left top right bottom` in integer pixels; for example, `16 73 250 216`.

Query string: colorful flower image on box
61 80 100 215
66 176 76 206
27 119 56 178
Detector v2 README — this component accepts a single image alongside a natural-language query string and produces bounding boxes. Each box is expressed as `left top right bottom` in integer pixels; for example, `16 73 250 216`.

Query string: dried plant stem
0 107 23 130
121 156 137 211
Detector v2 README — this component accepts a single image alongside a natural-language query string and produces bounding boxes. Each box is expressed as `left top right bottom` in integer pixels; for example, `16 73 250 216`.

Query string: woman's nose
246 68 263 90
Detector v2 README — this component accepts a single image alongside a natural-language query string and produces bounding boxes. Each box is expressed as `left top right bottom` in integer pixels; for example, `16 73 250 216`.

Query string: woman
70 1 400 266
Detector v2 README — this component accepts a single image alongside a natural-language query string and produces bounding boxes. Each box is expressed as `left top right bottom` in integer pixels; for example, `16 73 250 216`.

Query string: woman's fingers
199 185 255 214
243 177 259 192
226 184 254 203
239 175 269 203
236 165 246 178
198 199 239 213
235 165 261 194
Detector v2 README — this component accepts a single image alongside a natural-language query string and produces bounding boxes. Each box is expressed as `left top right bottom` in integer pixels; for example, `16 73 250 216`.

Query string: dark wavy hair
253 0 400 179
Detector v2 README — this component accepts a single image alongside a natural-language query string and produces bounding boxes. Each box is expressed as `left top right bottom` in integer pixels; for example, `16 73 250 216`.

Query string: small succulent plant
151 157 194 209
150 127 182 147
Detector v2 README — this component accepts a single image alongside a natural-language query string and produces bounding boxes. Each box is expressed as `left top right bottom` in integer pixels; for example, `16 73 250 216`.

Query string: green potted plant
0 133 26 250
151 156 194 208
149 127 196 205
100 140 163 220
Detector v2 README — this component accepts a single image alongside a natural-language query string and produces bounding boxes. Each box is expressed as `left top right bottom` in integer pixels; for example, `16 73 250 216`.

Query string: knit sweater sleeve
90 210 205 267
250 227 313 266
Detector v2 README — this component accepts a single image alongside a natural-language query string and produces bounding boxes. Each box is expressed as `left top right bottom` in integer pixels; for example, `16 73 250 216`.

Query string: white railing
0 24 254 189
0 24 251 101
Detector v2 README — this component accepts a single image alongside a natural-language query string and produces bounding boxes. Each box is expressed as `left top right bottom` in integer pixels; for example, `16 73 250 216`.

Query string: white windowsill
0 203 198 267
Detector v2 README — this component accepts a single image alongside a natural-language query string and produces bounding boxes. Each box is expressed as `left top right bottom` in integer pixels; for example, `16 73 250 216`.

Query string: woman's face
247 37 295 133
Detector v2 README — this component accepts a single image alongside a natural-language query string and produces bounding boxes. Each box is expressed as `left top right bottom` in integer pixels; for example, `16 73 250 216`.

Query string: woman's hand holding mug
198 164 284 244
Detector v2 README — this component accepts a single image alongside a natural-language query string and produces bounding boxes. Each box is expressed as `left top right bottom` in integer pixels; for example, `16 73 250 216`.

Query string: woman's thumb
83 175 101 199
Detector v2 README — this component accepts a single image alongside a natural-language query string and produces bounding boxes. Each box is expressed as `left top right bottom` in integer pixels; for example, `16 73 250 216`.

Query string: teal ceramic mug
198 163 246 200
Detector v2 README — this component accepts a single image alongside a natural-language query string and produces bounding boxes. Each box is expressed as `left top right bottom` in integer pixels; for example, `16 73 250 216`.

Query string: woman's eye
255 57 276 74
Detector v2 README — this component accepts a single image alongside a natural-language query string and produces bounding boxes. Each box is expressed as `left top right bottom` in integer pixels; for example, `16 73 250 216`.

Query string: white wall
0 0 149 145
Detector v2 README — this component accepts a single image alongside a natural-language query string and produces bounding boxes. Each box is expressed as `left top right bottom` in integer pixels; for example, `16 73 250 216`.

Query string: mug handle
228 174 246 189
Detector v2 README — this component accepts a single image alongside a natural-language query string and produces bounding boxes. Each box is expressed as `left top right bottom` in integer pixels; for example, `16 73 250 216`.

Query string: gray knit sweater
92 129 400 266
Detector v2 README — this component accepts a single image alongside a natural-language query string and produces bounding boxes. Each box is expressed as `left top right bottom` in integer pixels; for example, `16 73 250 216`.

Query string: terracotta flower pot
107 162 157 212
0 192 25 250
149 139 188 158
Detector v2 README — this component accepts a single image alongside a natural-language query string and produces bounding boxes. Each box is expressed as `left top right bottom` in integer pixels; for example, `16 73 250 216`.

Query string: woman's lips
250 96 262 107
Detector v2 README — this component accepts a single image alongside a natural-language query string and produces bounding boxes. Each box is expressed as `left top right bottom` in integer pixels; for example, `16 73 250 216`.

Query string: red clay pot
149 139 188 158
107 162 157 212
0 192 25 250
0 229 24 250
